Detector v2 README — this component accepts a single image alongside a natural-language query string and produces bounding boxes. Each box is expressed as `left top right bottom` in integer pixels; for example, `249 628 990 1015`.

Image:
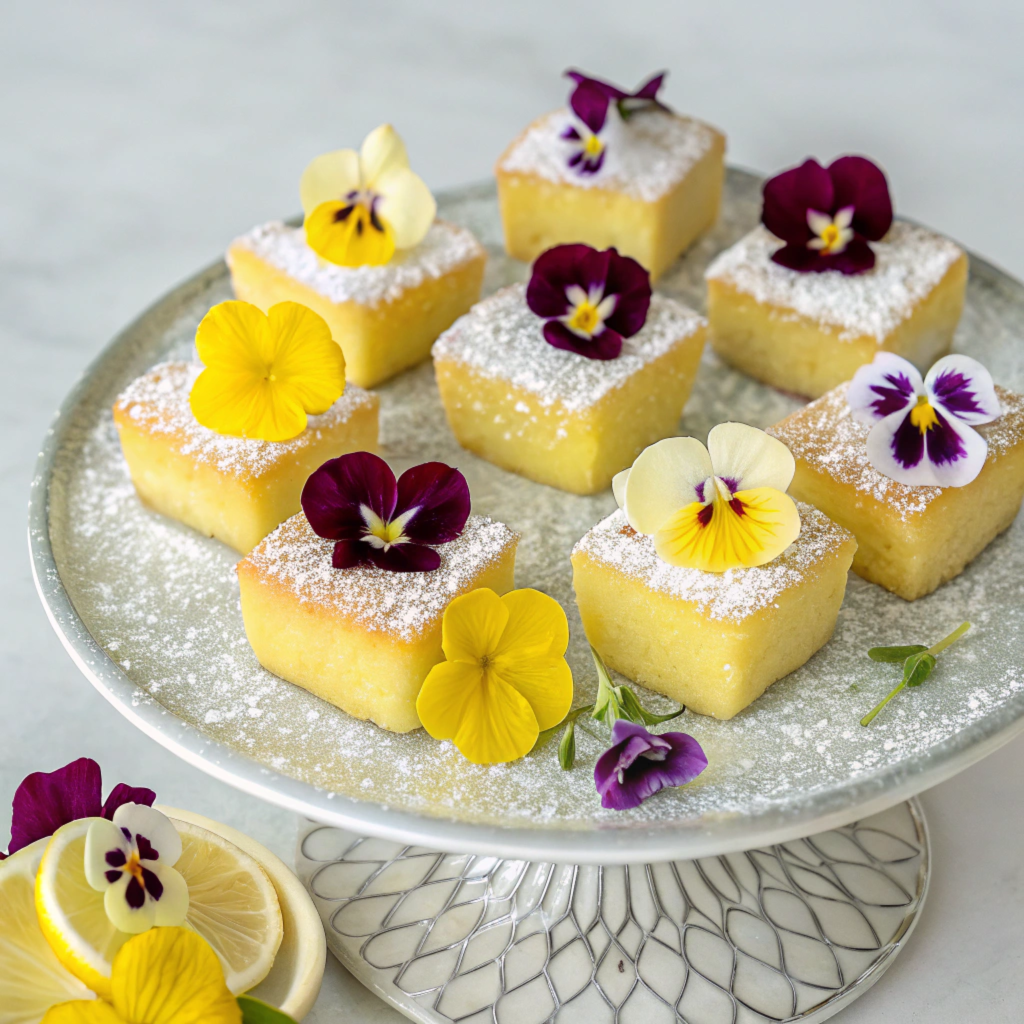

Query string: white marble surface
2 2 1023 1021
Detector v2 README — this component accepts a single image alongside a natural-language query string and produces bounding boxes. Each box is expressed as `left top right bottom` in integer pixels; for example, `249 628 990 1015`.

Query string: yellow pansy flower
43 927 240 1024
417 589 574 764
189 300 346 442
614 423 800 572
300 124 436 267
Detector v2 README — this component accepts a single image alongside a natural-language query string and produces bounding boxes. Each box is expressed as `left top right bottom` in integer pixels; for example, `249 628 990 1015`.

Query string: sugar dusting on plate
433 284 705 413
705 223 964 342
228 220 484 308
242 514 519 642
573 505 854 623
498 107 718 203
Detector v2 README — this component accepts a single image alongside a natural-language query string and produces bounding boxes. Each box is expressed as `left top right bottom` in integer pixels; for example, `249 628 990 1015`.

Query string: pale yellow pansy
615 423 800 572
300 124 436 267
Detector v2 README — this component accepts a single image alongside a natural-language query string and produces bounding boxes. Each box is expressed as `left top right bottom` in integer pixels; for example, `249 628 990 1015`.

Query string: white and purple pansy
525 243 652 360
847 352 1001 487
83 803 189 934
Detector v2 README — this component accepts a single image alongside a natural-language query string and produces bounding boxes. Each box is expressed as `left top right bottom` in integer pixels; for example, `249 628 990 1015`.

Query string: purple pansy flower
594 720 707 810
526 244 652 360
301 452 471 573
84 803 189 933
762 156 893 275
6 757 155 857
847 352 1000 487
561 69 668 175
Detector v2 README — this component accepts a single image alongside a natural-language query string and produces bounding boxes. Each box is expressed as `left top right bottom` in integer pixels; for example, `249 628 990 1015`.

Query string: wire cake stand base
295 799 928 1024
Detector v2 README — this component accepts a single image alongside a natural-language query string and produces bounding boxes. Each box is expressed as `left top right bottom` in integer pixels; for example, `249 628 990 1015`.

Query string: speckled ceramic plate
30 171 1024 864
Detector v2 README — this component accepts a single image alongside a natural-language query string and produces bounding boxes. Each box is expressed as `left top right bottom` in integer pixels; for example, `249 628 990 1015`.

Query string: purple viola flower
847 352 1001 487
595 719 707 810
762 156 893 275
6 757 155 857
301 452 471 573
526 244 652 360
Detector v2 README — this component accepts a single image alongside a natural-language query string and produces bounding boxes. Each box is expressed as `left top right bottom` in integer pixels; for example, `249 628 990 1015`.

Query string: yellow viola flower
417 588 574 764
614 423 800 572
43 927 240 1024
300 123 437 267
190 300 346 442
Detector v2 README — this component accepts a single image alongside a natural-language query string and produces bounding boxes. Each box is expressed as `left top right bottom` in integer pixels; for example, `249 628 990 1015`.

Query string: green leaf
618 685 685 726
903 652 936 687
590 646 620 723
558 719 577 770
238 997 298 1024
533 704 594 754
868 644 928 663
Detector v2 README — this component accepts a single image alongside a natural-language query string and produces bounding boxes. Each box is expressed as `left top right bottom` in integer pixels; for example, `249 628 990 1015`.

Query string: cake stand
29 171 1024 1022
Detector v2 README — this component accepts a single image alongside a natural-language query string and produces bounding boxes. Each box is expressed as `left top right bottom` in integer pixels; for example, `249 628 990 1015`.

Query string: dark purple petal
890 411 926 469
632 71 666 101
868 371 917 418
828 156 893 241
105 869 122 884
367 544 442 573
568 79 609 134
564 69 668 110
105 848 127 868
579 150 605 175
101 784 156 820
565 69 629 101
125 875 146 909
543 321 624 360
821 238 876 275
395 463 470 545
926 409 969 466
560 125 581 142
762 159 834 244
526 244 606 318
136 835 158 862
331 539 371 569
769 244 826 272
931 370 989 419
141 867 163 901
601 249 652 338
9 758 102 854
301 452 398 541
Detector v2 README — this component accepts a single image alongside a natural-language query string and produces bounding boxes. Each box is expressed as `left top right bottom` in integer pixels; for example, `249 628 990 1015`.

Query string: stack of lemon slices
0 810 316 1024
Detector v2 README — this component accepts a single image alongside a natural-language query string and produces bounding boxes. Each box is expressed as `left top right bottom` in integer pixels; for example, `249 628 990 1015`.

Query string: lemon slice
35 815 284 1000
0 837 95 1024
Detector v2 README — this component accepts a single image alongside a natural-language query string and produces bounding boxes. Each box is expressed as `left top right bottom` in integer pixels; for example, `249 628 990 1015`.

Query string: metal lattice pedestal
295 800 928 1024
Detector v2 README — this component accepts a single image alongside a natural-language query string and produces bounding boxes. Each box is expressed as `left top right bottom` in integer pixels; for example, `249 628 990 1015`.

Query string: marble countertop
2 2 1023 1021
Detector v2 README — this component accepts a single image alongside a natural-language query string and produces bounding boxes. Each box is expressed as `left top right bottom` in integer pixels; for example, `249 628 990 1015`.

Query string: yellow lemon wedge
0 837 95 1024
35 815 284 1000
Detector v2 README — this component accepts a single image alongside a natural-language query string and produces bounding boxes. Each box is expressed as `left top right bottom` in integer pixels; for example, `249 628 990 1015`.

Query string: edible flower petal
300 124 436 267
7 758 154 857
417 588 573 764
84 805 188 934
762 155 893 275
526 244 651 360
594 719 707 810
301 452 470 573
847 352 1000 486
43 927 241 1024
190 300 346 443
616 424 800 572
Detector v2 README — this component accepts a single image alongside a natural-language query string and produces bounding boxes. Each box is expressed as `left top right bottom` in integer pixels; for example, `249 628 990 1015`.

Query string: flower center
807 206 855 255
910 394 939 433
561 285 618 340
359 505 417 551
583 133 604 157
567 300 600 336
333 190 388 237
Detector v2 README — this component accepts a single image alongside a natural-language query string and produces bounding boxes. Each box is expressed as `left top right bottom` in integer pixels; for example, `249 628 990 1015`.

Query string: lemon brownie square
433 285 706 495
571 505 857 719
237 514 519 732
227 220 486 389
113 361 378 554
705 223 967 398
496 109 725 281
769 383 1024 600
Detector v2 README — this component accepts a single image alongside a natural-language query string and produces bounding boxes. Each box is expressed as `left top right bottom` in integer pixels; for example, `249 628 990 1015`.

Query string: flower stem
860 678 909 727
927 620 971 657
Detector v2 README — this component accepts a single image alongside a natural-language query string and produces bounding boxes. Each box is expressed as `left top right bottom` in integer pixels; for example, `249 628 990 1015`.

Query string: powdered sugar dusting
769 383 1024 522
498 108 719 203
573 505 853 623
705 223 964 342
113 361 377 479
243 514 518 642
228 220 484 308
433 285 704 412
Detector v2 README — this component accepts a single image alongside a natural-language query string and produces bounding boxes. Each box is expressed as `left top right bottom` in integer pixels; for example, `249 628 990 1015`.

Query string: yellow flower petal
190 368 307 442
111 928 241 1024
299 149 361 217
359 124 409 186
195 300 273 372
265 302 346 415
441 589 508 663
493 589 569 661
374 166 436 250
654 486 801 572
44 1002 125 1024
707 422 796 493
417 661 539 764
304 200 396 267
492 657 573 732
623 437 714 535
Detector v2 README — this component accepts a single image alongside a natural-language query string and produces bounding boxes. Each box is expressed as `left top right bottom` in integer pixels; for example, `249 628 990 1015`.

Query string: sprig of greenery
238 996 298 1024
860 621 971 726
